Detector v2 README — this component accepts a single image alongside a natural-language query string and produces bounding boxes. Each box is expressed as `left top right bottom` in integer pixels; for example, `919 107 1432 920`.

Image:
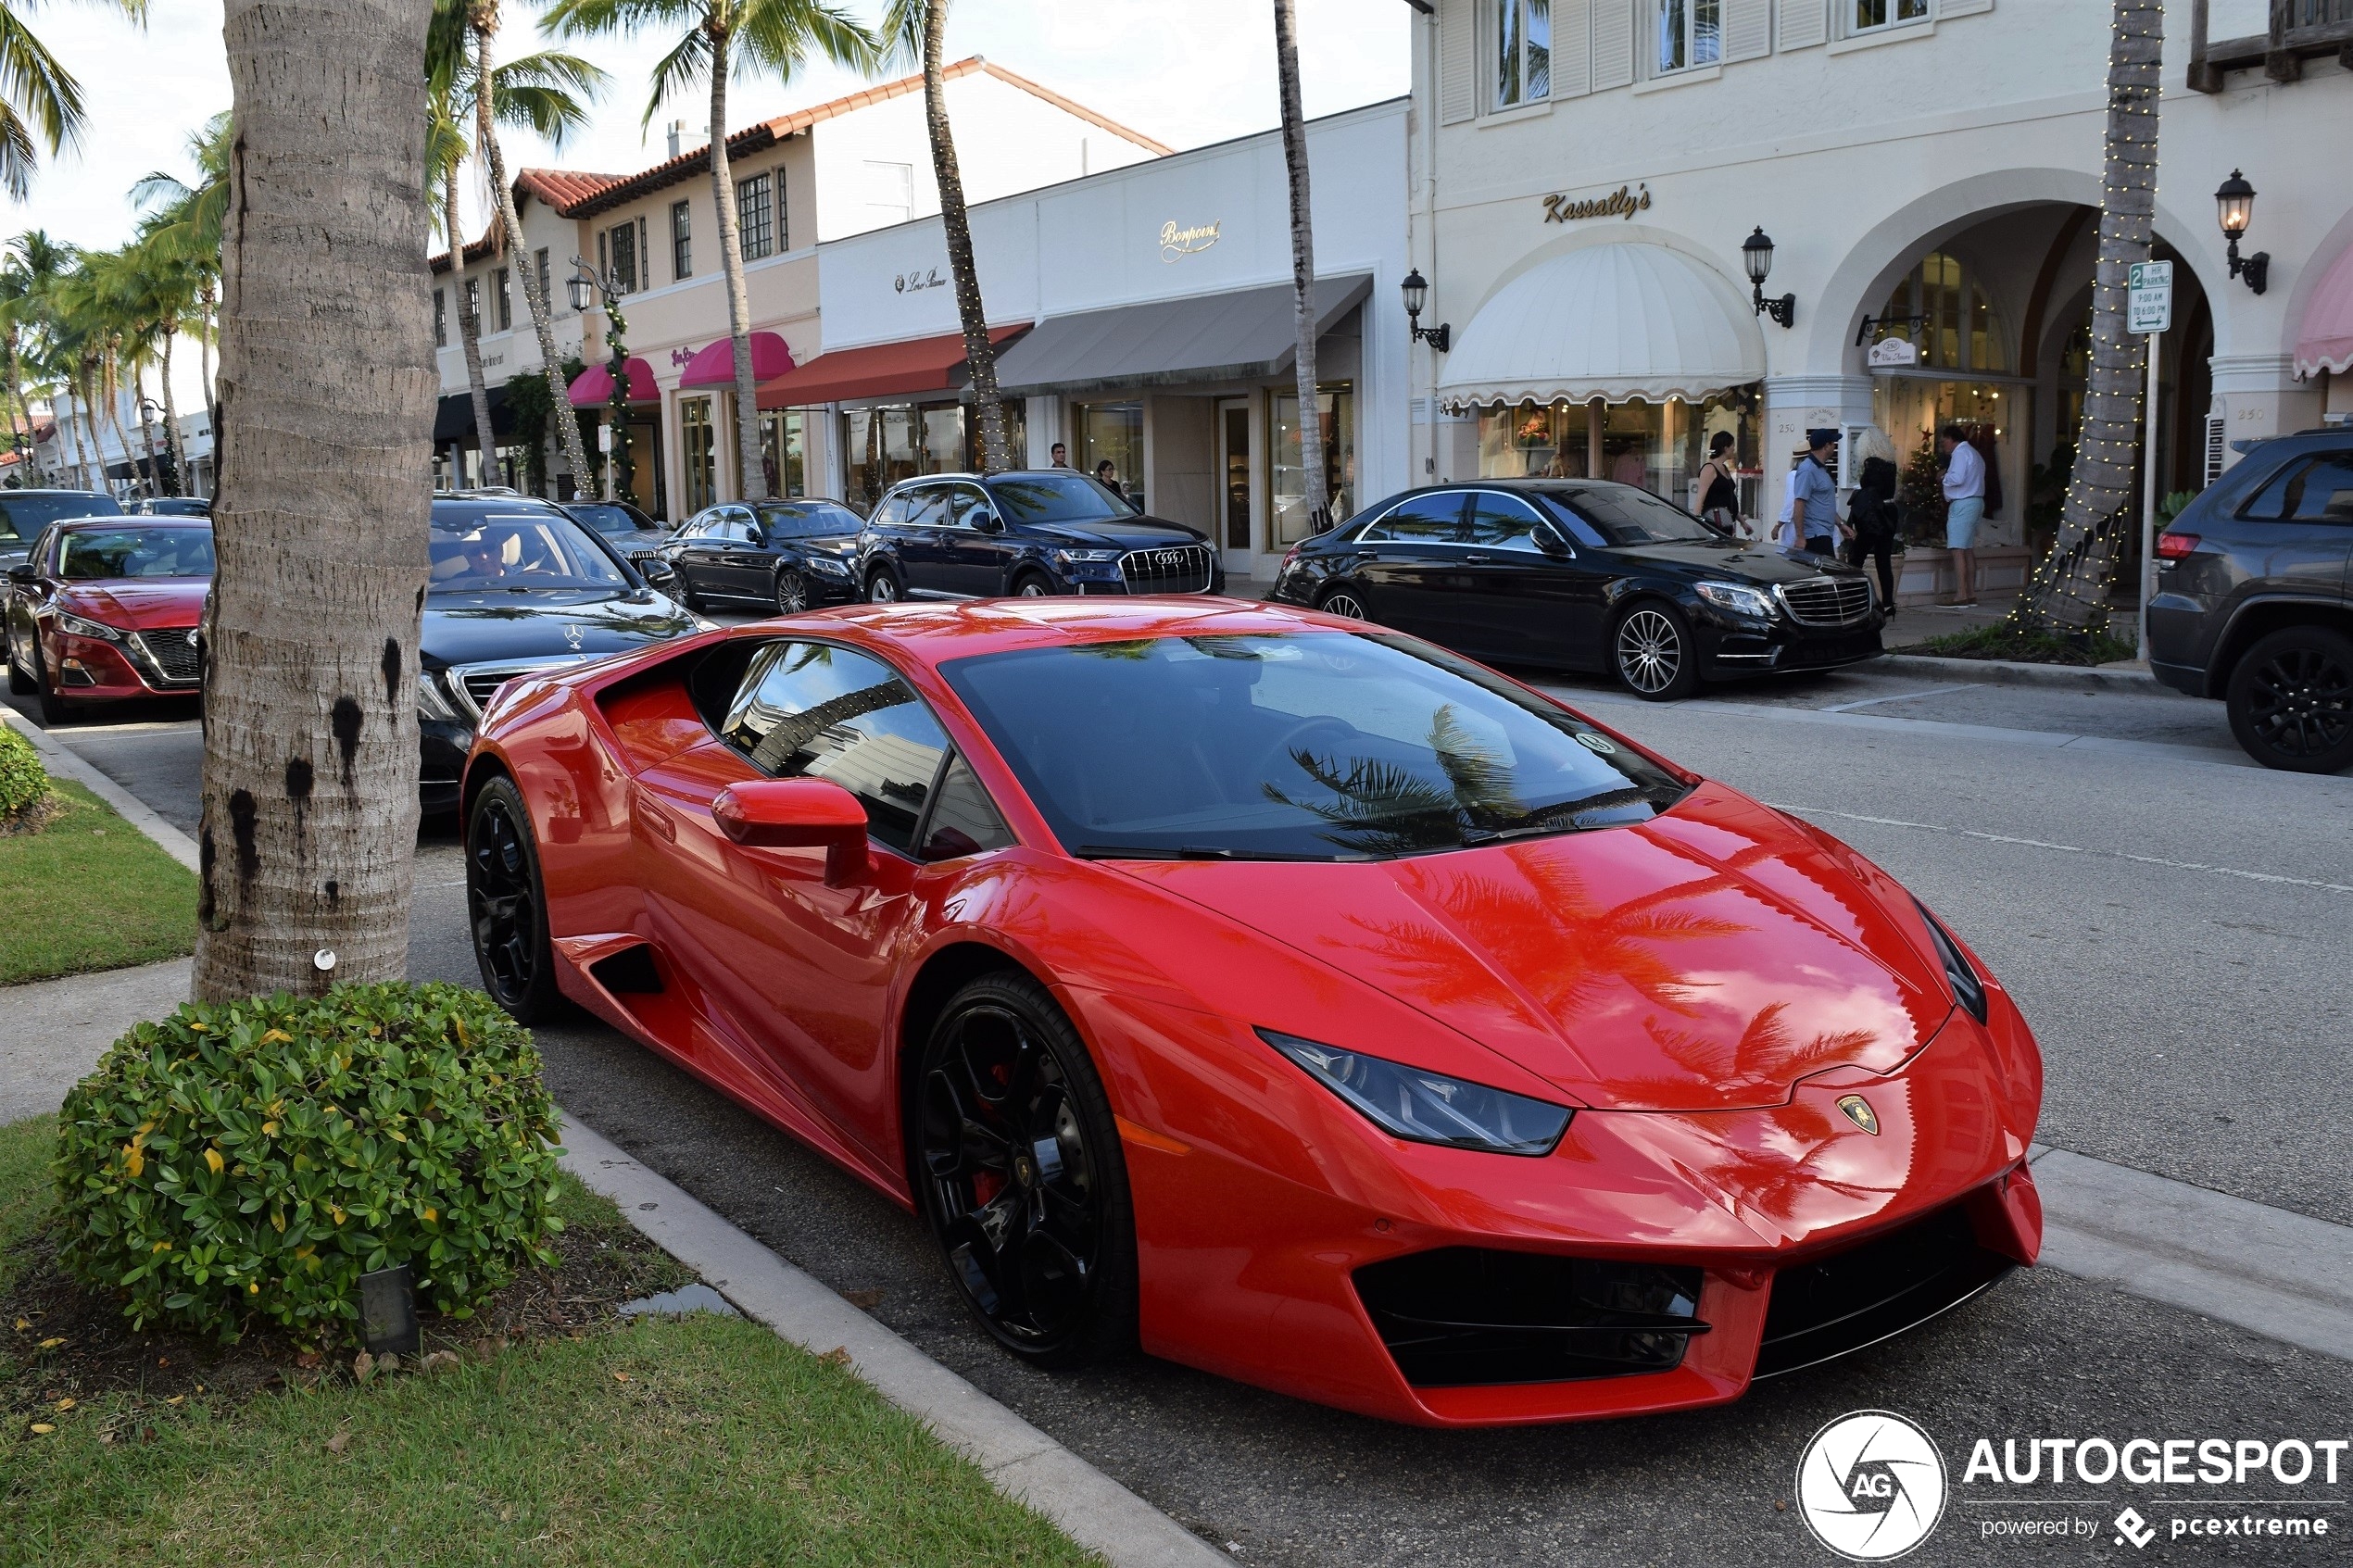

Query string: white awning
1437 244 1766 408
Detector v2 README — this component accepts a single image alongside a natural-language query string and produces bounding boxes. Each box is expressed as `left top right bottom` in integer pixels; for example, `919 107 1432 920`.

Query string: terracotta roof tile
516 168 627 214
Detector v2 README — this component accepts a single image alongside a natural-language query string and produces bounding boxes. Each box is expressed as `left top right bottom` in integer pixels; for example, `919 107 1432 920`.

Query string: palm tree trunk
1274 0 1327 529
921 2 1010 472
159 329 187 495
69 376 95 490
203 0 435 1000
704 34 768 502
447 171 498 485
199 278 218 495
2021 0 2162 633
102 350 144 495
472 18 594 502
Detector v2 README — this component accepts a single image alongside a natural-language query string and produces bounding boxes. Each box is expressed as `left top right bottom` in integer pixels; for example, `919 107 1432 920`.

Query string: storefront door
1219 398 1252 573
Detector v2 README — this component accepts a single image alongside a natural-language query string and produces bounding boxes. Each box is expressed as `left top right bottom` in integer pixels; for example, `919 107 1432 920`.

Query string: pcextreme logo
1797 1411 1949 1561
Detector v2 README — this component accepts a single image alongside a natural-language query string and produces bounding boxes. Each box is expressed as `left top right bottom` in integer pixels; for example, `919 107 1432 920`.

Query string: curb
1875 652 2162 692
558 1113 1229 1568
0 709 202 872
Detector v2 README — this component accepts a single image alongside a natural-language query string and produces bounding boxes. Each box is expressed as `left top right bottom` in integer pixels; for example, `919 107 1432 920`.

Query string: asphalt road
15 656 2353 1565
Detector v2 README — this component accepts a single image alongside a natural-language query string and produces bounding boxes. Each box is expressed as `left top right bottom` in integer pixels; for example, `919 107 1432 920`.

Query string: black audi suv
2148 429 2352 773
856 470 1224 601
1267 479 1885 699
661 497 866 614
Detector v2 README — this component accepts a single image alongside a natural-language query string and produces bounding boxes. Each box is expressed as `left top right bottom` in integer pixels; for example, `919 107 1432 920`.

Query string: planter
1894 544 2030 607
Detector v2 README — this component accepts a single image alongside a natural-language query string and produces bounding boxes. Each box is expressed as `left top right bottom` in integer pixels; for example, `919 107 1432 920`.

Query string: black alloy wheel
674 571 706 613
465 777 566 1022
774 568 810 615
2226 625 2353 774
1613 600 1699 701
1316 585 1371 621
915 972 1138 1367
866 569 902 603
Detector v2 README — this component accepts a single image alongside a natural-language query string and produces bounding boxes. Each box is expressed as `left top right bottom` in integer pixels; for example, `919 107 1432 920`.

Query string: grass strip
0 781 195 986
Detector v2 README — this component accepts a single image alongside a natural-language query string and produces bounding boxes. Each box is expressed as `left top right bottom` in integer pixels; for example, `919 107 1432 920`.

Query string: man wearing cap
1776 428 1841 556
1938 422 1984 605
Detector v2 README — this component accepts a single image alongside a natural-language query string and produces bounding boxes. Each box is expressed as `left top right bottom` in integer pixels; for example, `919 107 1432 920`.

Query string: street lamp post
2215 169 2269 295
1742 228 1796 329
572 259 634 503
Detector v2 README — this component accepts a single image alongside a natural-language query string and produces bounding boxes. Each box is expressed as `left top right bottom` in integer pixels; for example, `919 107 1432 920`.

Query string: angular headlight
1913 899 1988 1024
416 671 463 723
1051 547 1122 566
804 556 850 576
55 609 122 641
1693 580 1776 620
1257 1028 1572 1156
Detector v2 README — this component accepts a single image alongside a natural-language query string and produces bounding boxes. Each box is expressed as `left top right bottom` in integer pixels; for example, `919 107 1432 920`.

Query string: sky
15 0 1412 257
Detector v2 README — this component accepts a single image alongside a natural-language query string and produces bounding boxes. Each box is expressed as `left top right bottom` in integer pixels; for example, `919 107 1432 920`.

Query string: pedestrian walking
1695 431 1743 537
1843 428 1900 605
1050 442 1069 469
1776 429 1840 555
1095 459 1126 500
1938 421 1985 604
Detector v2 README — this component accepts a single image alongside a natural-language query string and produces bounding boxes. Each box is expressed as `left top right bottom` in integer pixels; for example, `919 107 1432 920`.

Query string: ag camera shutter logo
1796 1411 1948 1561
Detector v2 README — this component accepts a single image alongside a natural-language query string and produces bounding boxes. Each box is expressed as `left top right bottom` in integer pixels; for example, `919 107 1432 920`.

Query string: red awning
567 357 660 408
756 324 1029 409
2295 244 2353 380
678 332 795 390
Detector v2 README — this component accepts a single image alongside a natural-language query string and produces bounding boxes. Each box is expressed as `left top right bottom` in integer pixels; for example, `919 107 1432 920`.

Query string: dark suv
857 470 1224 601
2148 430 2353 773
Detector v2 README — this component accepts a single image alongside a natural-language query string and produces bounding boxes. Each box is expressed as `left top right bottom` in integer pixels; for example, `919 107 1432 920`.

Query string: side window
1363 493 1468 544
869 494 907 528
946 486 990 530
721 641 952 855
1466 492 1548 550
920 753 1015 861
2243 455 2353 522
903 488 951 528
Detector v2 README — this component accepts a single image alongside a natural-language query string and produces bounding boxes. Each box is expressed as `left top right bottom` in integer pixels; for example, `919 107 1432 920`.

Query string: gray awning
992 273 1373 397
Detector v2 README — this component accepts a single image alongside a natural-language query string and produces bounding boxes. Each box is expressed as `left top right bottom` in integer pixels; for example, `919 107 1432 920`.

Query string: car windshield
752 502 861 537
59 527 214 580
566 504 648 536
942 631 1690 860
986 473 1134 525
0 492 123 541
428 510 629 594
139 498 210 517
1539 485 1719 546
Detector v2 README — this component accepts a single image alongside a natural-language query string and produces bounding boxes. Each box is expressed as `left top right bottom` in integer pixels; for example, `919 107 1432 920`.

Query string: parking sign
2128 260 2173 334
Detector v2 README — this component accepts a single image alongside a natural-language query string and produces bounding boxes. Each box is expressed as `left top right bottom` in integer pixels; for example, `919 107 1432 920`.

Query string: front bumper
1697 608 1885 678
421 715 472 814
47 632 202 703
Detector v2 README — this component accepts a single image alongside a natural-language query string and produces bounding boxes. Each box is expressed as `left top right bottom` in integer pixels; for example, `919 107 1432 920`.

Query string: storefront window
1478 399 1592 479
965 402 1027 472
1076 401 1146 512
1875 251 2008 373
842 401 966 512
1872 377 2012 545
1270 383 1354 544
681 396 717 512
1477 391 1759 513
760 409 806 498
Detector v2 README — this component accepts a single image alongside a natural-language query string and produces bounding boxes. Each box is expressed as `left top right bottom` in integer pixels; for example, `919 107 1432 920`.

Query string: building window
434 288 446 348
463 276 480 325
1076 401 1145 512
737 172 774 260
494 267 511 332
1494 0 1551 108
1873 252 2007 373
1853 0 1929 31
1656 0 1722 72
760 409 804 497
671 199 692 280
535 247 550 311
681 396 716 511
863 161 912 225
608 220 639 295
1270 385 1354 544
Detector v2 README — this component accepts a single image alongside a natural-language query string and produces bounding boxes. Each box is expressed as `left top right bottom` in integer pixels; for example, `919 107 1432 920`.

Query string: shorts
1946 495 1984 549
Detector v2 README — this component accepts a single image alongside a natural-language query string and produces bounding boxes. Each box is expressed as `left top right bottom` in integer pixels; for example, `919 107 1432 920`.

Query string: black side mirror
6 564 36 583
745 526 766 547
1129 496 1146 515
979 511 1006 533
1533 523 1571 556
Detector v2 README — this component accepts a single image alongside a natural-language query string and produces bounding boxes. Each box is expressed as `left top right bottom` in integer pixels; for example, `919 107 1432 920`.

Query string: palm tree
543 0 875 503
427 73 499 477
132 111 230 454
2020 0 2163 634
6 230 77 483
1273 0 1326 532
0 254 39 482
879 0 1009 471
0 0 148 199
200 0 438 1001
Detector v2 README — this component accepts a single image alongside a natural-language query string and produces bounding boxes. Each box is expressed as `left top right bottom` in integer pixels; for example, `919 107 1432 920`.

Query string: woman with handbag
1843 430 1901 605
1696 431 1743 537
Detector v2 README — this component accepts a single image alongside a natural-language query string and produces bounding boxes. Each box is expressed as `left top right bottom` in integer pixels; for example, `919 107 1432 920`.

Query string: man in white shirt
1938 423 1986 605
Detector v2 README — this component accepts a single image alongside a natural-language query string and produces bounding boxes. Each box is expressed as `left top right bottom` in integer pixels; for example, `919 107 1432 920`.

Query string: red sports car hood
64 579 207 629
1114 782 1957 1113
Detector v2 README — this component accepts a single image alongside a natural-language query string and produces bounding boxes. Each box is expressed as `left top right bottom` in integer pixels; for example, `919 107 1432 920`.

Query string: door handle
1463 553 1494 563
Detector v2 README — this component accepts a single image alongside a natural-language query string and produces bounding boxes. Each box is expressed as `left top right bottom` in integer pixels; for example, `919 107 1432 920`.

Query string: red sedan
5 520 212 722
463 598 2042 1426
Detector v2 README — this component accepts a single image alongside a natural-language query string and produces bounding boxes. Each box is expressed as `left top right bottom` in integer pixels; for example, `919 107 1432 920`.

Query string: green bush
0 722 47 822
53 982 564 1343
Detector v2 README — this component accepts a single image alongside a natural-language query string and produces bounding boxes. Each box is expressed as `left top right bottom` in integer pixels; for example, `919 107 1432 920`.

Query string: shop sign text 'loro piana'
1541 183 1653 223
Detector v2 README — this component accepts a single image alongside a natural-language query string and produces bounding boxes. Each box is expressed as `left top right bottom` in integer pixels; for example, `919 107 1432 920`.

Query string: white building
1406 0 2353 602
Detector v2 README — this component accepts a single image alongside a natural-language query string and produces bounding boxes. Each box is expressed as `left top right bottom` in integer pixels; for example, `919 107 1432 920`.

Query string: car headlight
1051 548 1122 567
417 671 463 722
1257 1028 1572 1156
1693 580 1776 620
804 556 850 576
1913 899 1988 1024
55 609 122 641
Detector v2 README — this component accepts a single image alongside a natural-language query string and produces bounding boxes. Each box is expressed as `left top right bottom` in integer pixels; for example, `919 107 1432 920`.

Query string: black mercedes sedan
857 470 1224 601
1267 480 1884 700
660 497 865 614
417 495 700 811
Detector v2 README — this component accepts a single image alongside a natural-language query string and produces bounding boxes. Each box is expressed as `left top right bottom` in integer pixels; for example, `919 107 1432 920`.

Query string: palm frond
640 27 711 129
0 7 82 188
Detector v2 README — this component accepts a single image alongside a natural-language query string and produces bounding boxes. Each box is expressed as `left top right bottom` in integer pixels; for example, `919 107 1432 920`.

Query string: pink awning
677 332 795 390
2295 243 2353 379
567 357 659 408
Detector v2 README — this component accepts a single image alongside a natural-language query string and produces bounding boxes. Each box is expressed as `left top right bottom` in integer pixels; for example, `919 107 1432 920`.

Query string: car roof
57 517 208 530
752 596 1345 668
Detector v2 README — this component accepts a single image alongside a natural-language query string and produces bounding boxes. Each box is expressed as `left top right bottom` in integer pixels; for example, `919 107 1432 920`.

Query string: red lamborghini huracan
463 597 2042 1427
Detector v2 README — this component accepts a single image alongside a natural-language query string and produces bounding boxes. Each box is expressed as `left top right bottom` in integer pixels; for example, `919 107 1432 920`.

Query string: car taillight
2155 531 2198 561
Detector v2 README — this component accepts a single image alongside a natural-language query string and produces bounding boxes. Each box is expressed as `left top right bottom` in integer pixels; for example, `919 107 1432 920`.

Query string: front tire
774 568 810 616
31 643 69 726
675 573 706 614
1613 600 1700 701
6 623 31 696
1012 571 1054 598
914 972 1138 1369
465 777 568 1022
2226 625 2353 774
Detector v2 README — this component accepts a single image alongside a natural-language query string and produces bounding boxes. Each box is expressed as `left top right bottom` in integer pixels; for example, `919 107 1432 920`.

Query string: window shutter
1590 0 1634 91
1777 0 1827 49
2204 413 2226 485
1940 0 1994 16
1439 0 1477 123
1723 0 1773 60
1552 0 1592 97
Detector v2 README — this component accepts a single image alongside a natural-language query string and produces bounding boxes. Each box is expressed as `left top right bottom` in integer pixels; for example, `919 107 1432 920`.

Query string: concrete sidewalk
0 958 190 1124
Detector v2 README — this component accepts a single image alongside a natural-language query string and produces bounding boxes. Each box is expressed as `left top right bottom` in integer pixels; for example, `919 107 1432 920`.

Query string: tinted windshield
752 502 861 538
986 473 1134 525
428 510 629 594
566 504 648 536
59 527 214 581
139 498 210 517
942 632 1689 860
1539 485 1718 546
0 492 122 541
